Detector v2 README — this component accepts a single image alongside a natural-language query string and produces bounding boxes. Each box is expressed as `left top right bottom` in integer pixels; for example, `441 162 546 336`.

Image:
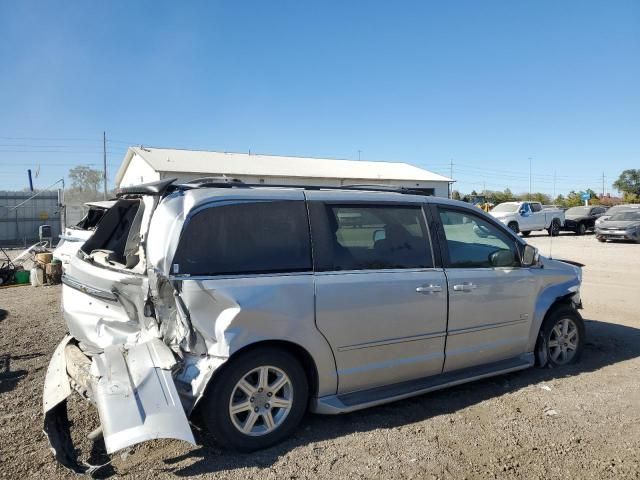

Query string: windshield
566 207 589 216
608 211 640 222
607 205 639 216
492 203 519 213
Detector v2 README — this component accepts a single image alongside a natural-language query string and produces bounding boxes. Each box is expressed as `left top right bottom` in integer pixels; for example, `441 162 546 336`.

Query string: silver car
595 209 640 243
43 179 585 473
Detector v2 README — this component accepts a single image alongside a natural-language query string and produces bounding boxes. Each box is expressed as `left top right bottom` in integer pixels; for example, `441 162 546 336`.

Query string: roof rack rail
175 182 432 196
184 176 244 185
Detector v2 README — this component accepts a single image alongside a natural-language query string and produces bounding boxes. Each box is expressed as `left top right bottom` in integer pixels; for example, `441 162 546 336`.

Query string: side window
309 203 433 271
172 200 311 276
437 207 520 268
531 203 542 212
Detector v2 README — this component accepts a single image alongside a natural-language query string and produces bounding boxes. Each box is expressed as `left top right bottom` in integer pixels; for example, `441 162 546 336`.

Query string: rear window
172 200 312 276
81 199 144 268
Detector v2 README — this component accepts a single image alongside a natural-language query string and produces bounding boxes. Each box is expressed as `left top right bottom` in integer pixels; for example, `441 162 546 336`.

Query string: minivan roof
117 177 439 199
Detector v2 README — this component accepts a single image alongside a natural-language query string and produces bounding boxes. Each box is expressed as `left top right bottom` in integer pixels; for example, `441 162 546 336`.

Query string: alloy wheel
228 365 293 436
548 318 579 365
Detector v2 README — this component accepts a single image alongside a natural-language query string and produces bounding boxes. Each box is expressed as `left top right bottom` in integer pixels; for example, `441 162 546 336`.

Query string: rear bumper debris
43 335 196 474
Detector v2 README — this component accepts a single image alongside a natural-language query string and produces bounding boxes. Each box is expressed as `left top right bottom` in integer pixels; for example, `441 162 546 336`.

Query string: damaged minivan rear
44 179 585 473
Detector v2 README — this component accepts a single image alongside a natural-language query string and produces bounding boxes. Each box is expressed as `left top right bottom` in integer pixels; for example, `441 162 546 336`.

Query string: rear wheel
520 231 531 237
576 223 586 235
507 222 519 234
536 306 585 368
200 348 308 451
547 219 561 236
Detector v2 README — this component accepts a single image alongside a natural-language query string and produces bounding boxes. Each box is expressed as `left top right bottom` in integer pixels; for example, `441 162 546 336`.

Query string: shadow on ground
0 352 43 394
105 319 640 477
0 308 7 322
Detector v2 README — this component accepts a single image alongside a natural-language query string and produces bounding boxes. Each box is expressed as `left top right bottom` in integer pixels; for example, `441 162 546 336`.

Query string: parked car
52 200 115 265
43 179 584 473
595 210 640 243
490 201 565 236
561 206 608 235
594 204 640 228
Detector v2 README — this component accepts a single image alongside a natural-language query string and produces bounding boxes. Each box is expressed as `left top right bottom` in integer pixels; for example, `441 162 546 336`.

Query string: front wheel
536 306 585 368
200 348 308 451
507 222 519 234
520 231 531 237
576 223 586 235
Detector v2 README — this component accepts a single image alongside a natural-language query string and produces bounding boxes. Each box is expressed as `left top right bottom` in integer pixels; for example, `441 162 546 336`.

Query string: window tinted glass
172 201 311 276
309 203 433 271
438 207 519 268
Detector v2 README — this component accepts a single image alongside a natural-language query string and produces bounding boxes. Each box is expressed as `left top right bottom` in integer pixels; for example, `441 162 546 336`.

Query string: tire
507 222 519 234
535 306 585 368
576 223 586 235
520 231 531 237
597 237 606 243
200 348 308 451
547 219 561 237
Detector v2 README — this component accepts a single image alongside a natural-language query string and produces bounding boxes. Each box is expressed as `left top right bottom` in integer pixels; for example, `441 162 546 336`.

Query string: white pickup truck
490 201 565 237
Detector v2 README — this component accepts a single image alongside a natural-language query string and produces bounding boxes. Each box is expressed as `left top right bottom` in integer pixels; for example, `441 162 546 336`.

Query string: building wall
0 191 61 247
119 154 161 187
157 172 450 197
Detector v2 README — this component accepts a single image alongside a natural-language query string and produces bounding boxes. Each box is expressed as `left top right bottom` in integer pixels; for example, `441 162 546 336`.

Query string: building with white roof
115 147 453 197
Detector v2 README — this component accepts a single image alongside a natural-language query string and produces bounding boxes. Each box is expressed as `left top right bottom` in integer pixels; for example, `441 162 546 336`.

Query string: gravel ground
0 233 639 479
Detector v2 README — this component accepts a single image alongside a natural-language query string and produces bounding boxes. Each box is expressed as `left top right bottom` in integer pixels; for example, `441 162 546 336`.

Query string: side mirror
372 229 385 243
489 249 516 267
521 244 539 267
473 224 490 238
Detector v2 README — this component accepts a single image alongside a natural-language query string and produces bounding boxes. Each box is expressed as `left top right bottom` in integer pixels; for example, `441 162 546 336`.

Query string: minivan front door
308 199 448 394
434 206 538 372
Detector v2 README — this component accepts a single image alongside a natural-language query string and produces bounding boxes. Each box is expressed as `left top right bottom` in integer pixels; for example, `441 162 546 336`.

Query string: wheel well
224 340 319 398
542 294 578 324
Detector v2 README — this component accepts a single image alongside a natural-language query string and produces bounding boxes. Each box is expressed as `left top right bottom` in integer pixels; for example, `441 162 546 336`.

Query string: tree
528 192 551 205
613 169 640 197
451 190 461 200
484 188 516 205
563 190 584 208
69 165 102 193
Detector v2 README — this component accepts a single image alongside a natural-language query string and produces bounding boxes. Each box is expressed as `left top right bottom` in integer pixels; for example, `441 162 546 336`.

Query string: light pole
528 157 532 200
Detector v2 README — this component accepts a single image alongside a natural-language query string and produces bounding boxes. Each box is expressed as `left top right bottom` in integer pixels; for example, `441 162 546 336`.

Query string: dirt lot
1 233 639 479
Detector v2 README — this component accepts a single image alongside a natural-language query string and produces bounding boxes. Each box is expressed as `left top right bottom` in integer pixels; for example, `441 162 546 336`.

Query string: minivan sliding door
308 200 447 394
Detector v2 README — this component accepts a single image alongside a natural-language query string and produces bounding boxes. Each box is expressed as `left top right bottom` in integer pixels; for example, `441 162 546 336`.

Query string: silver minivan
43 179 584 473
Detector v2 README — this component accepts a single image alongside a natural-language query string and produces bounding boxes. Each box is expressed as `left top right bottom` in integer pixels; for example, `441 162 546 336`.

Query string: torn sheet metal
43 335 195 473
43 335 103 474
91 338 195 453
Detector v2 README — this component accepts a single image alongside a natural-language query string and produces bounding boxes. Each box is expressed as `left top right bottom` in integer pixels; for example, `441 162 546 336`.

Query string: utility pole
357 150 361 161
449 159 454 199
103 131 107 200
602 172 605 197
528 157 532 200
553 170 557 200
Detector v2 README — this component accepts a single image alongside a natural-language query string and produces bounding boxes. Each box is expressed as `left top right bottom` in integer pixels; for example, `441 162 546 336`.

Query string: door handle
416 284 442 294
452 282 478 292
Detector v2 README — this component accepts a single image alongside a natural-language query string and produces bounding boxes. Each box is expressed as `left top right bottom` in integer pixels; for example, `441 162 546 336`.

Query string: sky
0 0 638 197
